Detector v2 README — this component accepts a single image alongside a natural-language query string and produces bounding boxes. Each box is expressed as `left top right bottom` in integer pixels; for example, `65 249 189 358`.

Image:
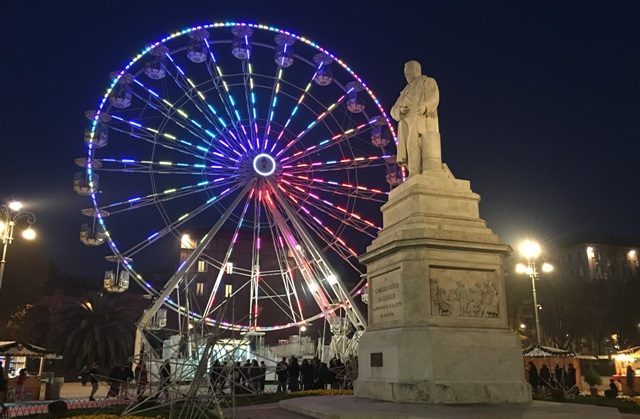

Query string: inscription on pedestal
370 268 403 326
430 267 500 318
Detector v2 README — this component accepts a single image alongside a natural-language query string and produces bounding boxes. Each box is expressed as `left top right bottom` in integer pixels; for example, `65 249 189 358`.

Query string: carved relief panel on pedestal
429 267 500 318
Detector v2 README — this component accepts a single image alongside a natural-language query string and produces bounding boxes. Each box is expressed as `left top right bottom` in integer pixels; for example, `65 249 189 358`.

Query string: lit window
198 260 207 272
225 284 233 298
226 262 234 274
196 282 204 296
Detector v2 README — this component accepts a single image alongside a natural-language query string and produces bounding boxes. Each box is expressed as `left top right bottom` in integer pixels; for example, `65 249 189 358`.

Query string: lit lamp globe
22 227 37 240
300 325 307 332
541 262 554 273
8 201 23 212
515 263 527 274
519 240 541 259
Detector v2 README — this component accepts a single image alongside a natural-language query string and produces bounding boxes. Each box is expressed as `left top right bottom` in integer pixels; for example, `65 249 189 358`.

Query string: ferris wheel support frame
134 180 255 359
268 180 367 332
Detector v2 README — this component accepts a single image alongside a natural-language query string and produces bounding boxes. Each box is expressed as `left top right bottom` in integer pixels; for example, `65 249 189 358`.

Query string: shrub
583 368 602 386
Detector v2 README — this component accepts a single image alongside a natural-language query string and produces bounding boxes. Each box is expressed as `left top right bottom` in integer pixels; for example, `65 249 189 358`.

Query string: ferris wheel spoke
283 173 387 202
202 38 252 145
261 66 285 152
262 189 336 312
161 55 249 154
108 116 234 166
281 121 374 166
283 198 364 273
92 157 233 176
202 187 255 320
268 182 368 329
279 181 379 238
256 279 300 324
121 183 242 257
285 154 390 174
285 179 383 225
138 180 255 330
240 59 259 148
263 207 304 323
98 177 240 215
269 59 327 152
131 91 241 162
130 77 228 152
272 186 361 266
248 189 262 328
273 88 353 158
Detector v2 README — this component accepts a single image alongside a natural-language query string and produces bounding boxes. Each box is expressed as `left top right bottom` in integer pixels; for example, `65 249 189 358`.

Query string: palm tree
53 291 135 370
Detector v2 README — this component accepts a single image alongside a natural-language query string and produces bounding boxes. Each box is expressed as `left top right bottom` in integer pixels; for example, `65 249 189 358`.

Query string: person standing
0 362 6 415
89 362 100 401
249 360 260 393
527 362 539 394
79 364 89 386
106 365 122 398
258 361 266 394
539 364 551 392
566 363 577 388
315 363 331 390
300 359 314 390
15 369 27 401
554 363 565 387
276 358 288 393
627 365 636 396
288 357 300 392
209 360 222 394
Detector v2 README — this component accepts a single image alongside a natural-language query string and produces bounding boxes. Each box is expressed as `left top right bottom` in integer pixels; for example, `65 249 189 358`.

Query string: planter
589 386 599 396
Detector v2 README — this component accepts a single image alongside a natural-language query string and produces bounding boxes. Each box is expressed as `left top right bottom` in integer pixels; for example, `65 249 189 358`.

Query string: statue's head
404 60 422 83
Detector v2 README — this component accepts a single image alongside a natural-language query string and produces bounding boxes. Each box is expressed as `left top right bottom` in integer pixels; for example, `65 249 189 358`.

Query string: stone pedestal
355 167 531 404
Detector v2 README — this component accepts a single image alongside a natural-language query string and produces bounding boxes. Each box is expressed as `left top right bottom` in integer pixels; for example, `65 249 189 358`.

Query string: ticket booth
0 341 61 401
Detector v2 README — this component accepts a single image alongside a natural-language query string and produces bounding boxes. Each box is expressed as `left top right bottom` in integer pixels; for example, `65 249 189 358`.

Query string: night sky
1 1 639 278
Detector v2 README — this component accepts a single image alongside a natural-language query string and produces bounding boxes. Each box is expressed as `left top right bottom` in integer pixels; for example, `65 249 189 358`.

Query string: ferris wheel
76 22 400 339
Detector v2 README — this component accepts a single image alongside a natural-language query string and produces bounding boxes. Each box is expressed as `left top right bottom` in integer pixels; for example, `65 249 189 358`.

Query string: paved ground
6 383 640 418
280 396 626 419
59 381 109 400
223 403 311 419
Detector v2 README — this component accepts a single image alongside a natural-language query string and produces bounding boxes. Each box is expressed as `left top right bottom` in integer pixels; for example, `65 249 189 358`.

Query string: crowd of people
274 356 347 392
209 356 349 395
82 355 351 401
527 361 578 395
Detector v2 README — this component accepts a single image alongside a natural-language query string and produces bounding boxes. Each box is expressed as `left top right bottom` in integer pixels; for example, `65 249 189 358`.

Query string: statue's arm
422 77 439 116
390 95 405 121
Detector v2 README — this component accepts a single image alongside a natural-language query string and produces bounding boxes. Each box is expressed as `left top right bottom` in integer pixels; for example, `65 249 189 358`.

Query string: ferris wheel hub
252 153 276 176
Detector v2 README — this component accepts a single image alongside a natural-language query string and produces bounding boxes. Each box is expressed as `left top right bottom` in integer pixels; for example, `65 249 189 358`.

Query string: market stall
523 345 584 391
0 341 61 401
612 346 640 395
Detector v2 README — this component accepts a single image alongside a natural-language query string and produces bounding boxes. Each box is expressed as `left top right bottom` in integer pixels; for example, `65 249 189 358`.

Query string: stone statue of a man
390 61 442 175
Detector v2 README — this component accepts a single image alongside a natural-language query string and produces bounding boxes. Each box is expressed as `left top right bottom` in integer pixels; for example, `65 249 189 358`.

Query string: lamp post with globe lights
0 201 37 291
515 239 553 346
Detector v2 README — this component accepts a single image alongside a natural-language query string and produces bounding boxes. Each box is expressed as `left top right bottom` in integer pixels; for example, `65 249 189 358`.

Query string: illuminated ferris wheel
75 22 400 338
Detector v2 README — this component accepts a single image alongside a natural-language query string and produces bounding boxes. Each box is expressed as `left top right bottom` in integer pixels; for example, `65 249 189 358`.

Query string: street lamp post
515 240 553 346
0 201 37 291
